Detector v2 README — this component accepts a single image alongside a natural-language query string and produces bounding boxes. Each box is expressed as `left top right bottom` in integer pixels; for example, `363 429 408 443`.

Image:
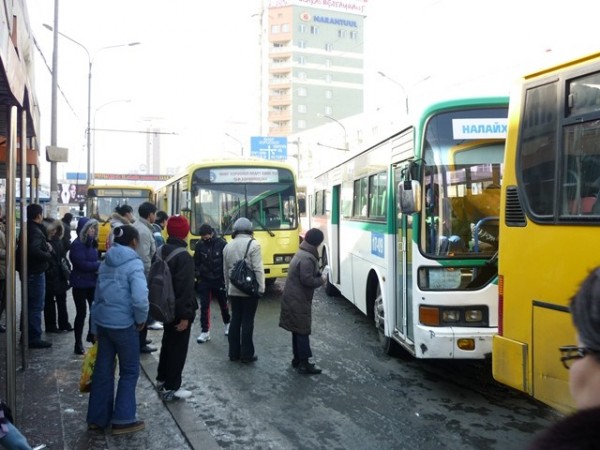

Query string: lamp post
225 132 244 156
43 24 139 185
93 99 131 177
377 71 431 115
318 114 349 151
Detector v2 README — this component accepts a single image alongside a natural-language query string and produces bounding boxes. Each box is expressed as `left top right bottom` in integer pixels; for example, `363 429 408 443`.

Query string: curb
139 354 221 450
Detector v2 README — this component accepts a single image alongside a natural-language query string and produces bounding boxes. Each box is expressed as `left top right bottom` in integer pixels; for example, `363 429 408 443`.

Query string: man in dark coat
193 223 230 343
16 203 53 348
279 228 325 374
156 215 198 401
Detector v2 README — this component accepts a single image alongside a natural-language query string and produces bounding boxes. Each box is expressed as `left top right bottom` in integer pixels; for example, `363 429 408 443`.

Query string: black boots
297 360 322 375
74 341 85 355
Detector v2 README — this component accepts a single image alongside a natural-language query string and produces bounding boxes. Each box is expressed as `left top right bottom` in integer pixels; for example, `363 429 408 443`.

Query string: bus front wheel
373 285 396 356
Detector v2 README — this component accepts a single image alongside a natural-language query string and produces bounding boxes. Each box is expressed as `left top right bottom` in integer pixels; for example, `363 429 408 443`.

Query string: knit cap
304 228 324 246
166 215 190 239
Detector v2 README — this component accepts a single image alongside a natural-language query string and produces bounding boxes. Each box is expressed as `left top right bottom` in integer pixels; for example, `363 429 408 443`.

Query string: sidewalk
0 291 220 450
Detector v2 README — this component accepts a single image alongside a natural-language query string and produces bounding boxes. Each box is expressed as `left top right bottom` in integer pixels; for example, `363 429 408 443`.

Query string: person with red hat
155 215 198 401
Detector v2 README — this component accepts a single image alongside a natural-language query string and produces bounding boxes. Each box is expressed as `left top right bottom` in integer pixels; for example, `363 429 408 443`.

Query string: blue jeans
86 325 140 427
0 421 32 449
26 273 45 342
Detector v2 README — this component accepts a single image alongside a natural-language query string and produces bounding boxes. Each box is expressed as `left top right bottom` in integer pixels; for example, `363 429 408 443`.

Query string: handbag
60 256 72 281
79 342 98 393
229 239 259 297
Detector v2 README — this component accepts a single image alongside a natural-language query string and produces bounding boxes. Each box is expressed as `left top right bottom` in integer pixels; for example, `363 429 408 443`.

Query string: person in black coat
193 223 230 343
156 215 198 401
43 219 73 333
61 212 73 254
16 203 53 348
529 267 600 449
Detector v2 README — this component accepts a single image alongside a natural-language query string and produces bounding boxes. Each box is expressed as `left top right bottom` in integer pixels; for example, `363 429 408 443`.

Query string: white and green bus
309 97 508 358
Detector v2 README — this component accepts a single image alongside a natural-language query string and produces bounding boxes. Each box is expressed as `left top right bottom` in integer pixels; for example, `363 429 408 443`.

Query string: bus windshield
422 108 506 257
191 167 298 235
87 188 152 222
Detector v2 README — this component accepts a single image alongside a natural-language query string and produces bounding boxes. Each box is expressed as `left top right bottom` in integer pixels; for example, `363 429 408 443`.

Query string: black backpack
147 246 187 323
229 239 259 297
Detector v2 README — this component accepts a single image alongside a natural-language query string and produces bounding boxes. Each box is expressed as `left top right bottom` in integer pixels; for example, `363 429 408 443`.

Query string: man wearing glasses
529 268 600 449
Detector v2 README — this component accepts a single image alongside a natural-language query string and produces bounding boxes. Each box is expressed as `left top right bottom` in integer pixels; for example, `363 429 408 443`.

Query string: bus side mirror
180 191 192 212
397 180 421 214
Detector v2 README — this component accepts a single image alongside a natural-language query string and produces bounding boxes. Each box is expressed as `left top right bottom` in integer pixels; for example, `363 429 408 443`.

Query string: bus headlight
442 310 460 322
274 254 294 264
465 310 483 322
419 305 489 327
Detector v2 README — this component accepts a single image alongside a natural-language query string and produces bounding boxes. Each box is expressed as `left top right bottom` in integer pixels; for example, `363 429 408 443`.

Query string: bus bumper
264 264 288 280
411 326 496 359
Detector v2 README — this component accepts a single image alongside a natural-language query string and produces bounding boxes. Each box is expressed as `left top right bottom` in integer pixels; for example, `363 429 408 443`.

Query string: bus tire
372 282 397 356
325 277 340 297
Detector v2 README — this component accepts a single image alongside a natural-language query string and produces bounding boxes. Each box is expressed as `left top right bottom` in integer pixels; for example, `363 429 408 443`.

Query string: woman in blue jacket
87 225 148 435
69 217 101 354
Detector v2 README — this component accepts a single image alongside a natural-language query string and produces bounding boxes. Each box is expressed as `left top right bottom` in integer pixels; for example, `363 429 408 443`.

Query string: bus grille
504 186 526 227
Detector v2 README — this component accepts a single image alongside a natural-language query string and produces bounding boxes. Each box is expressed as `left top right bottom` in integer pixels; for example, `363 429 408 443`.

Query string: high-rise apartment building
266 0 366 136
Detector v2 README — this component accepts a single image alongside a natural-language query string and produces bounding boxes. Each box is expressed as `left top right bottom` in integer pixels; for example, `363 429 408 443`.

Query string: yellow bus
86 184 154 253
154 159 300 284
493 52 600 413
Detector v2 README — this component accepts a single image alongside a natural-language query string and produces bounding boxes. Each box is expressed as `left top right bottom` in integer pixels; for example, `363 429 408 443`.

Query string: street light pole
377 71 408 115
377 71 431 115
225 133 244 156
319 114 348 151
49 0 59 219
43 24 139 186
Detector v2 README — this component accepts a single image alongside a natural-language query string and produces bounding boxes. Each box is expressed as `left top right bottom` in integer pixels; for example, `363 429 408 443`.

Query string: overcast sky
26 0 600 184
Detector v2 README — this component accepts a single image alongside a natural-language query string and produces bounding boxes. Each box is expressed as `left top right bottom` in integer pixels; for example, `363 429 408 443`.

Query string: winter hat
304 228 324 246
199 223 213 236
167 215 190 239
233 217 253 232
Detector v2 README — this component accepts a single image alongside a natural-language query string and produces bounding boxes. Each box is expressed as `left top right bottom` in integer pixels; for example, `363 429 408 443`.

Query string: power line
32 33 79 119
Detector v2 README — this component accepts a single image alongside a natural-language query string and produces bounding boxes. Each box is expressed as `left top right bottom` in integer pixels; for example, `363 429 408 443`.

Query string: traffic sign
250 136 287 160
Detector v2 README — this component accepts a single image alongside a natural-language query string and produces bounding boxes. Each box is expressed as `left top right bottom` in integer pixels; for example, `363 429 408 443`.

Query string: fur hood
76 217 99 243
110 212 133 228
43 218 64 239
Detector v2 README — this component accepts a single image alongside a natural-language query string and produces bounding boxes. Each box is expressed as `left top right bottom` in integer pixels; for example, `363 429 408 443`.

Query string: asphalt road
145 280 560 450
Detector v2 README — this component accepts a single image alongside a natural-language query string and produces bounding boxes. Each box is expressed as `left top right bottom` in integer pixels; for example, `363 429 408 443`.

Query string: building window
298 71 307 80
281 23 289 32
325 106 332 115
350 30 358 39
298 40 306 49
325 59 332 68
338 29 347 38
298 104 307 113
298 119 306 129
271 24 280 34
299 24 306 33
325 43 333 52
310 26 319 35
325 90 332 99
298 55 306 65
325 73 332 83
298 87 307 97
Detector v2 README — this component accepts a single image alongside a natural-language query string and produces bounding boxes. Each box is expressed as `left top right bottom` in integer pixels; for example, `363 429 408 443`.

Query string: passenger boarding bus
86 184 154 253
310 97 508 358
154 159 300 284
493 52 600 413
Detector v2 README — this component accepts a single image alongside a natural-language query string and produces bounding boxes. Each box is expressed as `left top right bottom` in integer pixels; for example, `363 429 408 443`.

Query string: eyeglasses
559 345 597 369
